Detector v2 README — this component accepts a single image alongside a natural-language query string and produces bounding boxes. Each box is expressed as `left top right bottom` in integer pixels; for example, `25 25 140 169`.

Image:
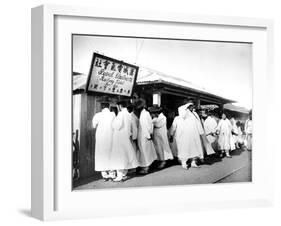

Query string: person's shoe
226 155 232 158
113 176 123 182
103 177 110 182
138 169 149 175
108 171 117 178
191 161 200 168
122 175 128 181
157 162 166 169
128 168 137 174
181 164 189 170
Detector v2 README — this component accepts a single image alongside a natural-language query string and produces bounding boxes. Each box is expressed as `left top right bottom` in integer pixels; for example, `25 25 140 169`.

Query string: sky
73 35 252 109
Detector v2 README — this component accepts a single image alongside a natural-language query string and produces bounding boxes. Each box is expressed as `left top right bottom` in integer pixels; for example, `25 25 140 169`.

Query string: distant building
223 103 251 121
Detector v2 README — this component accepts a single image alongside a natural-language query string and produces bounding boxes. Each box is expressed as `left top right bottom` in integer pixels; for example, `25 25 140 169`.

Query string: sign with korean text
86 53 139 97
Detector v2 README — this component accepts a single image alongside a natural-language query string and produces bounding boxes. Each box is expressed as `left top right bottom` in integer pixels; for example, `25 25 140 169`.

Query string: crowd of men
92 98 253 182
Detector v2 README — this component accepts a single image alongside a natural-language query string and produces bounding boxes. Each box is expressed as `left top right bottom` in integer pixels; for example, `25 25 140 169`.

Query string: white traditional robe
92 108 115 171
169 116 184 157
192 111 204 134
245 119 252 134
152 113 173 161
204 116 217 143
169 105 189 157
182 110 204 159
245 119 252 150
193 111 215 155
131 112 139 151
216 118 233 151
237 126 244 144
204 116 218 151
172 107 204 160
137 109 157 167
230 118 239 150
109 108 139 170
178 104 188 119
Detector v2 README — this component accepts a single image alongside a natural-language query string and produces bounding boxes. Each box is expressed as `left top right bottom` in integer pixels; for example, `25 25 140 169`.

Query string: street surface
75 147 251 190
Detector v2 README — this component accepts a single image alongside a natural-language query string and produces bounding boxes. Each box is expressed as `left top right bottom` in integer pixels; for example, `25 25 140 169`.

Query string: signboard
86 53 139 97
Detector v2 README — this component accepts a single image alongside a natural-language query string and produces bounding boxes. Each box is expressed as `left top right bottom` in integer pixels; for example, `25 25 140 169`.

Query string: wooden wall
73 93 124 185
76 94 101 180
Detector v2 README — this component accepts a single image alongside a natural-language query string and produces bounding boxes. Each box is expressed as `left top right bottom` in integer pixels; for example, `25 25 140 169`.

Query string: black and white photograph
72 34 253 190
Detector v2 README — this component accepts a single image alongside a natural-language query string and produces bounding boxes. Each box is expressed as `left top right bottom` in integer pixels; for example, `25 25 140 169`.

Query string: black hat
135 98 146 110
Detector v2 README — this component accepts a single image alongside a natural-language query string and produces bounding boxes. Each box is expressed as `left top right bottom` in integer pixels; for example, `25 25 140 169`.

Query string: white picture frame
31 4 274 221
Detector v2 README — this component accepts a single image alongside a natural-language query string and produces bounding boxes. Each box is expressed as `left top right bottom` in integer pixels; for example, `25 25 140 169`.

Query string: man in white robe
127 104 139 175
92 102 116 180
204 113 218 151
236 121 245 148
169 115 184 159
130 110 139 152
109 101 139 182
216 113 233 158
192 109 216 157
151 107 173 169
245 112 252 151
137 100 157 174
230 117 239 150
171 102 204 169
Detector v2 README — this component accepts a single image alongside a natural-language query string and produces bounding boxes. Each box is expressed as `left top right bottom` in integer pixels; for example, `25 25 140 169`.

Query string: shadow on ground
74 147 249 189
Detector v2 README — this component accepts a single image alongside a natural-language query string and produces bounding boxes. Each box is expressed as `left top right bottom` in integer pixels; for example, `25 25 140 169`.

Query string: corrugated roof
73 73 87 91
137 67 207 93
137 67 235 102
224 103 250 114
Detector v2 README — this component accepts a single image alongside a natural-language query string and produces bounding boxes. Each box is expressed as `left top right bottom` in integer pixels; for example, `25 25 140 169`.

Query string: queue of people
92 98 252 182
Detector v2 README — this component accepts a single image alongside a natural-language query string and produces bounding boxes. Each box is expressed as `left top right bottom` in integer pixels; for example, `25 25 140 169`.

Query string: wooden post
78 94 98 180
195 98 201 109
220 103 224 115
